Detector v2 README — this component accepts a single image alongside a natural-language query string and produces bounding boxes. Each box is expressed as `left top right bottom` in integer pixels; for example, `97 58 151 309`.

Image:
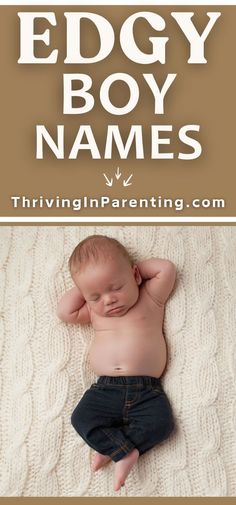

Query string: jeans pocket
150 385 163 395
91 383 104 391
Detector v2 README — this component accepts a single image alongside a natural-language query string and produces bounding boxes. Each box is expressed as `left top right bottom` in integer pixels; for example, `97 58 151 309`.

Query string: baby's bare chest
92 292 164 334
90 299 166 377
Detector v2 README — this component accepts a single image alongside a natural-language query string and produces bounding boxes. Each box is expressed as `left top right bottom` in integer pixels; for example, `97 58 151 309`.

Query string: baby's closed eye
89 295 100 302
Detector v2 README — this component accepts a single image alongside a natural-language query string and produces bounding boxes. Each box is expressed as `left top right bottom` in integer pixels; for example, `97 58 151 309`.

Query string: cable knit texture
0 226 235 496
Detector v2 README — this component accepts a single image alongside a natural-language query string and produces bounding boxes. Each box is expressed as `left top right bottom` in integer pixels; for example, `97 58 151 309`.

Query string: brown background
1 6 236 217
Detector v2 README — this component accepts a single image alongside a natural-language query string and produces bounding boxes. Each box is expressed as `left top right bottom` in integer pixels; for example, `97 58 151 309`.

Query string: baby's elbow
165 260 176 278
164 260 177 290
56 304 67 322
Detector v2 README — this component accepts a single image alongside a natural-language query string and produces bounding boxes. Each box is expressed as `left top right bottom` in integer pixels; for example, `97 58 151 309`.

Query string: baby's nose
104 293 116 305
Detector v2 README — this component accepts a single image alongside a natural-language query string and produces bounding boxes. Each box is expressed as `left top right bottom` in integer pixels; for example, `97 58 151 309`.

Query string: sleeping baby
57 234 176 491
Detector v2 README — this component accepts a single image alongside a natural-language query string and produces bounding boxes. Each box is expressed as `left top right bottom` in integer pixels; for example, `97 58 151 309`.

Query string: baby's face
74 256 141 317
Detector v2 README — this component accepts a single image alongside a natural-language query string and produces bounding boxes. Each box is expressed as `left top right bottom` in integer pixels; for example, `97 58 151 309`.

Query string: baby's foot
114 448 139 491
91 452 111 472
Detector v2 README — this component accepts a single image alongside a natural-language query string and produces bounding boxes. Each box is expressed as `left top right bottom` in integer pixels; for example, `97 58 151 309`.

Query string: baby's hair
69 234 132 276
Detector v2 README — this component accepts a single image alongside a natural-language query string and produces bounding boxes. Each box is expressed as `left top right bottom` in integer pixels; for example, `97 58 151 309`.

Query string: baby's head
69 235 141 317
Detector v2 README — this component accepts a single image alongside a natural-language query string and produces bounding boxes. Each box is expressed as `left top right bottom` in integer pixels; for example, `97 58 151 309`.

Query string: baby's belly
89 333 167 378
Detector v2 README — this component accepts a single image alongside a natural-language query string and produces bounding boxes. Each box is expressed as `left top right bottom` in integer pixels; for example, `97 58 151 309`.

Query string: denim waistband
97 376 161 386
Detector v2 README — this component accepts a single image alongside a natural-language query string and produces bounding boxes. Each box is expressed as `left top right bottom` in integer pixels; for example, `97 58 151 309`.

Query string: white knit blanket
0 226 236 497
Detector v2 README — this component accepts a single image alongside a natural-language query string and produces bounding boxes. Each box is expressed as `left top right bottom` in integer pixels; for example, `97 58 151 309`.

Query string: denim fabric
71 376 174 462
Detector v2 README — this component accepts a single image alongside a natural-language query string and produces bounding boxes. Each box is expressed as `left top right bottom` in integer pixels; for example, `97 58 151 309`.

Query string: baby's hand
137 258 176 305
57 286 91 325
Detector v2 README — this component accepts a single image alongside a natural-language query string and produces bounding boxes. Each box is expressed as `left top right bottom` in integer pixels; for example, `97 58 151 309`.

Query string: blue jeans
71 376 174 462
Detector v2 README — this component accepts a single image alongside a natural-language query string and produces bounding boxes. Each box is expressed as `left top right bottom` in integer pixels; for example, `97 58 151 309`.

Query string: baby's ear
132 264 142 286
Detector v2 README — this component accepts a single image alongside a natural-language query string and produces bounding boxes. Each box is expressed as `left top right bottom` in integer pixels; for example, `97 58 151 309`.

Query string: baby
57 234 176 491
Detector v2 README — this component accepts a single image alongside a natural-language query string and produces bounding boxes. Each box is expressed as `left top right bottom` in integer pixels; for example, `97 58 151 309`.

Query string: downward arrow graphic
115 167 122 180
123 174 133 187
103 173 113 187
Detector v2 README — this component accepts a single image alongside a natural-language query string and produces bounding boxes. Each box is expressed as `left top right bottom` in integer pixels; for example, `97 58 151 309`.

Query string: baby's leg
71 385 135 466
114 448 139 491
121 380 174 457
91 452 111 472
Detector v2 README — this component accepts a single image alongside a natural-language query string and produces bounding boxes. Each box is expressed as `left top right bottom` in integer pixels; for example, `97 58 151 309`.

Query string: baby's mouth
106 306 124 316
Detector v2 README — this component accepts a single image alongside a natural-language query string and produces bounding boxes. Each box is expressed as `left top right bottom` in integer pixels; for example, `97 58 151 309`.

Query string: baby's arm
56 286 91 325
137 258 176 305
